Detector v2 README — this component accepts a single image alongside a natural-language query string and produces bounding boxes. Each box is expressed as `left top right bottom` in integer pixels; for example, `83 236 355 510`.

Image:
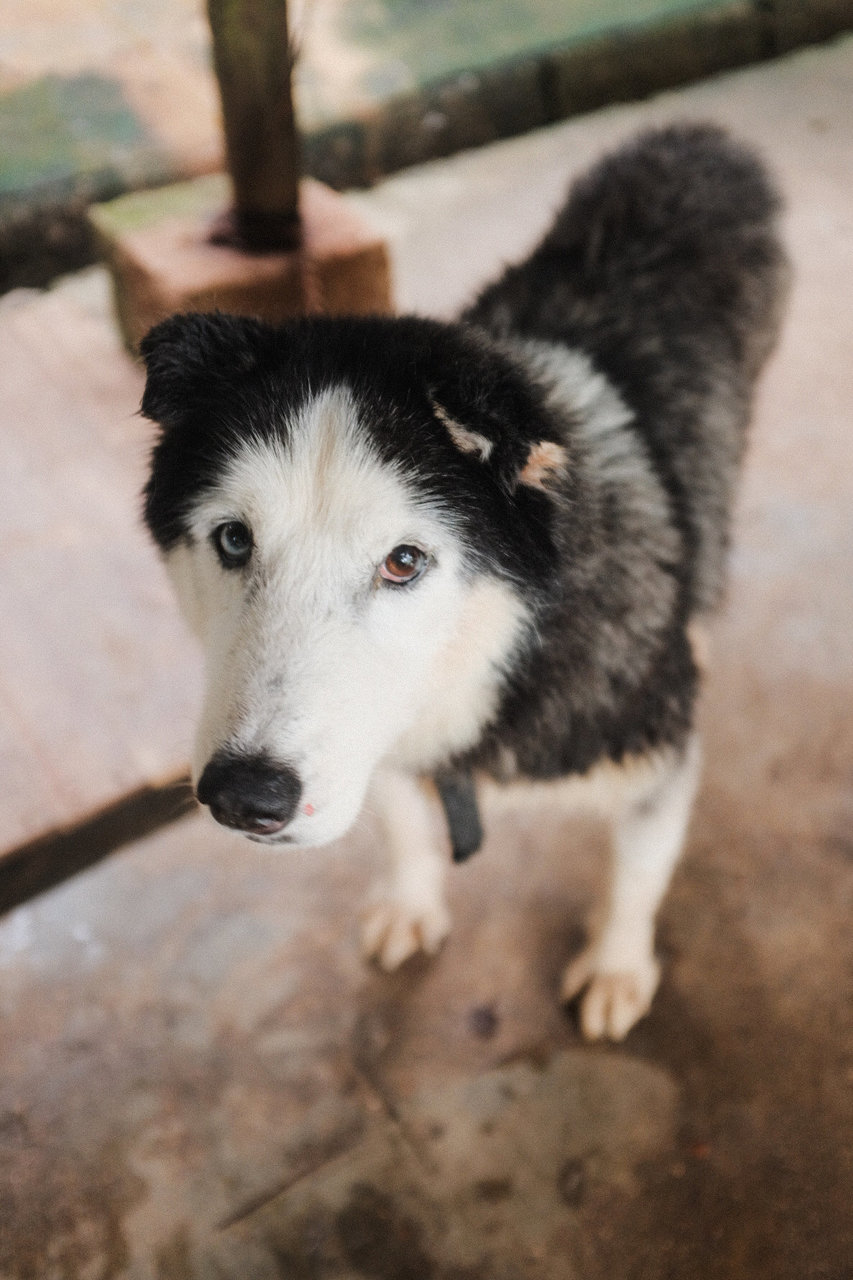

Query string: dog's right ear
140 312 265 428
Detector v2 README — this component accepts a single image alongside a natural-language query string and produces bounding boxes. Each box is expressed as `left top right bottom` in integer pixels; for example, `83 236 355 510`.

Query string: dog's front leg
562 733 702 1041
361 769 452 970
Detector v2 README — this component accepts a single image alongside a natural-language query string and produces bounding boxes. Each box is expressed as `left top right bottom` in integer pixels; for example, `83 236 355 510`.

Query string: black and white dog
140 124 788 1040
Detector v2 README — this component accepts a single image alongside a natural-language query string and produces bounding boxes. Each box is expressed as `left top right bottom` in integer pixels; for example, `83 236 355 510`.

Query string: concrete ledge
324 1 769 186
0 195 98 293
0 773 194 918
543 2 768 119
90 176 393 350
773 0 853 50
4 2 853 291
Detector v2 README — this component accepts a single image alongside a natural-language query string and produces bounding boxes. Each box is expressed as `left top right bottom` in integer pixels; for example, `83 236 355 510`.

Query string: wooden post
91 0 393 350
206 0 302 251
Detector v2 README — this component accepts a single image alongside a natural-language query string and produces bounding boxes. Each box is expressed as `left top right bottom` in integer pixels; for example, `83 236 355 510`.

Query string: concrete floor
2 38 853 1280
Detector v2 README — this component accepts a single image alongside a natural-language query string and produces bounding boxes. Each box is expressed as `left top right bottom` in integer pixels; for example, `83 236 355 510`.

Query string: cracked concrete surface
1 37 852 1280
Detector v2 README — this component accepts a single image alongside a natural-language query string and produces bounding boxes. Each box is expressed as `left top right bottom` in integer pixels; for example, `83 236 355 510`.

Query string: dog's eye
379 545 428 586
213 520 253 568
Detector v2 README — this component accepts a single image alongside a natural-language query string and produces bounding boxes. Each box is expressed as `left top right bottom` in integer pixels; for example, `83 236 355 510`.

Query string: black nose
196 751 302 836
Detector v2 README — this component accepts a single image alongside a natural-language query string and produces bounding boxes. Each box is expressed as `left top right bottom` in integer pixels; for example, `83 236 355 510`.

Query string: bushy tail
547 123 777 268
542 122 789 372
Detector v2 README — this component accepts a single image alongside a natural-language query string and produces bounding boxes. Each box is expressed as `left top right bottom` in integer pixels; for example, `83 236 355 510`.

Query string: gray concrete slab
1 37 852 1280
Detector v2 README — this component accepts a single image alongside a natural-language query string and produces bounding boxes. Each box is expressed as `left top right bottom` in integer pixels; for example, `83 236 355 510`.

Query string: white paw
360 895 451 971
561 947 660 1042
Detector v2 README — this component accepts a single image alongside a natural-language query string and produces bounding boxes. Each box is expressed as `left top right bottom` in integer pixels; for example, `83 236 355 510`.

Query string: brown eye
379 544 428 585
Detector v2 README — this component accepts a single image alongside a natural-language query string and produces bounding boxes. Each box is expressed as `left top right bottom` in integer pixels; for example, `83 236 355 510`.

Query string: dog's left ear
434 396 568 493
140 311 267 429
425 330 568 494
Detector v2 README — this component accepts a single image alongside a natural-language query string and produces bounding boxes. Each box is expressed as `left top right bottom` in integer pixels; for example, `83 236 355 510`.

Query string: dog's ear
426 332 568 494
432 394 568 493
140 312 266 429
515 439 569 491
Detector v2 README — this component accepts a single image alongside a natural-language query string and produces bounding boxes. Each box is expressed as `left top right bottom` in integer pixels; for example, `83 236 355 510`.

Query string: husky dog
140 124 787 1040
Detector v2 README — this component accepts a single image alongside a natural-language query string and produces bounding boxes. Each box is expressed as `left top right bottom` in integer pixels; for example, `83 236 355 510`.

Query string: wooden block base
90 175 393 350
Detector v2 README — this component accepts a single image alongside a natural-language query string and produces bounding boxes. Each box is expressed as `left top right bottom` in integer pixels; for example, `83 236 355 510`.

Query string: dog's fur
141 124 788 1039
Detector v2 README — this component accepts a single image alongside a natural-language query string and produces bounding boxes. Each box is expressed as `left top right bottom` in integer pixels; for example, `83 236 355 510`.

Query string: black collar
434 770 483 863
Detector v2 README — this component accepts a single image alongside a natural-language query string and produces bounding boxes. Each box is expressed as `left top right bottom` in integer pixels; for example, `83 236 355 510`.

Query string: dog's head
140 312 569 846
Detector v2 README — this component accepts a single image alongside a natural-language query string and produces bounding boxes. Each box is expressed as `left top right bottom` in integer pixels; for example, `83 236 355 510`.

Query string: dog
140 123 788 1040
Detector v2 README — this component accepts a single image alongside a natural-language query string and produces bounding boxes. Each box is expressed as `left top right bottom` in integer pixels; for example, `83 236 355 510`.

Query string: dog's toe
360 898 451 971
561 950 660 1041
578 971 656 1041
560 949 596 1003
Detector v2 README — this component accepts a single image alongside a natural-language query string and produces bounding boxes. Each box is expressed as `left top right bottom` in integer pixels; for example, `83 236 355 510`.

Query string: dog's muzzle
196 750 302 838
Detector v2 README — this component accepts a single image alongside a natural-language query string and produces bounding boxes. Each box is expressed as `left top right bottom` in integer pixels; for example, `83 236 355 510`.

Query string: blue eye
213 521 253 568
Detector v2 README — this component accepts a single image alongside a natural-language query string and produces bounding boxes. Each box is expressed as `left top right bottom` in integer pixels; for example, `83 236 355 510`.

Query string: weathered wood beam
206 0 301 251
